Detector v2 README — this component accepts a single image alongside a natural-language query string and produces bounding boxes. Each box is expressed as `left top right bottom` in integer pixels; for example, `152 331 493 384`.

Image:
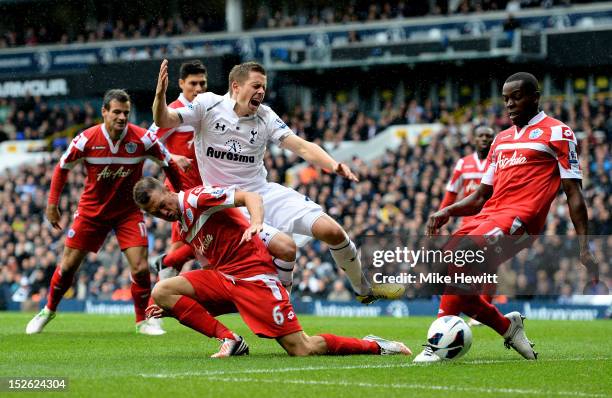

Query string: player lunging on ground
26 89 184 336
414 72 598 362
152 59 403 303
134 177 411 358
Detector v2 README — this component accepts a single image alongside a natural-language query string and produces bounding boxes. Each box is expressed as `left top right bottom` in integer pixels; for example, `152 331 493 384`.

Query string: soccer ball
426 316 472 360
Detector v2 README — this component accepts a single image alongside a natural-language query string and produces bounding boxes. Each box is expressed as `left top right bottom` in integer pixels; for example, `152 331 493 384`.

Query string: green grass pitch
1 313 610 398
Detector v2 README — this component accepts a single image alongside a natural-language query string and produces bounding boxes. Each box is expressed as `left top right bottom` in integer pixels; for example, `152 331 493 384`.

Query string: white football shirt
177 92 294 191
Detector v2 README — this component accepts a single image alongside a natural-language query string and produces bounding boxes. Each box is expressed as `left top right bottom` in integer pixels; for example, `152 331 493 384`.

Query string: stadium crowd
0 0 596 49
0 94 609 308
0 97 96 144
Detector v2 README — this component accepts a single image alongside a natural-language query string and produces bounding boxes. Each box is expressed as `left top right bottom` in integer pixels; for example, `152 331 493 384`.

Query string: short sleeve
266 109 294 145
550 125 582 180
143 129 171 166
445 159 464 193
176 93 206 126
187 185 236 211
59 133 87 169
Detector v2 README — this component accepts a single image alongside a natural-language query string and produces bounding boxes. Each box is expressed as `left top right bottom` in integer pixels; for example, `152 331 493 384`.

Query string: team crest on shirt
125 142 137 154
67 229 75 238
529 128 544 139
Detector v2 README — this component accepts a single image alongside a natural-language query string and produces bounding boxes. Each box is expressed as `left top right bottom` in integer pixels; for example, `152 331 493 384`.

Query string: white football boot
211 334 249 358
467 318 482 327
26 307 56 334
503 311 537 360
413 345 442 363
136 318 166 335
363 335 412 355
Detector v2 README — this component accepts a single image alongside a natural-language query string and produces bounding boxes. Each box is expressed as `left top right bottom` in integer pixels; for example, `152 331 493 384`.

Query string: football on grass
426 315 472 360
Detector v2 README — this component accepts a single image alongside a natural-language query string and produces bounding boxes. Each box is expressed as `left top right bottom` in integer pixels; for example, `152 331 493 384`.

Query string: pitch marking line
140 357 609 379
199 376 607 398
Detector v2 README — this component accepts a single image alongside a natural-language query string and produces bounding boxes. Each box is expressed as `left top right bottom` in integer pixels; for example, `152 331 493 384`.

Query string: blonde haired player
152 59 403 303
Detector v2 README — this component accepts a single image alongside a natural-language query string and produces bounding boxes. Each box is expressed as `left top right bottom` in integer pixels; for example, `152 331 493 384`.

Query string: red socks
439 294 510 335
46 266 77 311
163 245 194 271
131 272 151 323
171 296 234 339
318 334 380 355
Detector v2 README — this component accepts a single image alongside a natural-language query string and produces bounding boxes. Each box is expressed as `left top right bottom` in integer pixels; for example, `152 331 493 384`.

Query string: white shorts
240 182 324 246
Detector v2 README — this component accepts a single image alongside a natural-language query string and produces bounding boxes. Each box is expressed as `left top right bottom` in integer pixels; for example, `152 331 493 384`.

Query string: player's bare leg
124 246 165 335
311 214 404 303
267 232 297 292
26 247 88 334
277 331 411 357
150 277 247 357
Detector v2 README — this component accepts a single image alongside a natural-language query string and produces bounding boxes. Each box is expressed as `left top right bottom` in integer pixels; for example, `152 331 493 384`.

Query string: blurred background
0 0 610 313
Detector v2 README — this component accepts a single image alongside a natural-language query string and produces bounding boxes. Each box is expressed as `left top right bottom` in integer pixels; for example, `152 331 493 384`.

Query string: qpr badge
529 128 543 139
67 229 76 238
125 142 137 154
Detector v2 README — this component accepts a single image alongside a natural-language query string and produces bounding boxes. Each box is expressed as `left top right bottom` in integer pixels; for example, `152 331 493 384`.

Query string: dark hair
505 72 539 95
102 89 131 110
133 177 164 207
228 61 266 91
180 60 207 80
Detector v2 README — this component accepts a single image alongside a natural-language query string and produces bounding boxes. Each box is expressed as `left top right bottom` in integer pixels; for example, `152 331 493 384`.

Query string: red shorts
171 221 182 244
452 213 534 259
65 211 148 253
443 214 535 294
182 269 302 338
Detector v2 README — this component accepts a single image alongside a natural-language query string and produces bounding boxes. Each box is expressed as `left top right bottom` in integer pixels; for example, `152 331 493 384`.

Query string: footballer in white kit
152 59 404 303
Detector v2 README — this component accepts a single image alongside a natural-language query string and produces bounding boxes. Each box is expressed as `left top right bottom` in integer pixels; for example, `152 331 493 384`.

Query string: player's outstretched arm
427 183 493 235
235 191 264 244
562 178 599 279
153 59 182 129
281 135 359 182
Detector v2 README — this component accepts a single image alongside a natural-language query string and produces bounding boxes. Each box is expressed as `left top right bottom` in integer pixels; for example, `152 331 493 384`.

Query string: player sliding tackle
133 177 411 358
414 72 599 362
152 59 403 304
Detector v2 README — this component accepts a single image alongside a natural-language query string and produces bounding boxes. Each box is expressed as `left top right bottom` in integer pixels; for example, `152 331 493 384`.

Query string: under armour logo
249 130 258 144
215 122 226 131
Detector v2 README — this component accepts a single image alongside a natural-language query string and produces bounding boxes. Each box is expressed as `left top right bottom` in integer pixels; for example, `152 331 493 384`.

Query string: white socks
273 258 295 289
330 238 369 296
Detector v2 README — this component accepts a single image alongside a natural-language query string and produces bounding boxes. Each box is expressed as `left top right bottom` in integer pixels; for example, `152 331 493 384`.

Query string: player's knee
151 280 172 307
269 233 297 261
322 226 348 246
275 240 297 262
